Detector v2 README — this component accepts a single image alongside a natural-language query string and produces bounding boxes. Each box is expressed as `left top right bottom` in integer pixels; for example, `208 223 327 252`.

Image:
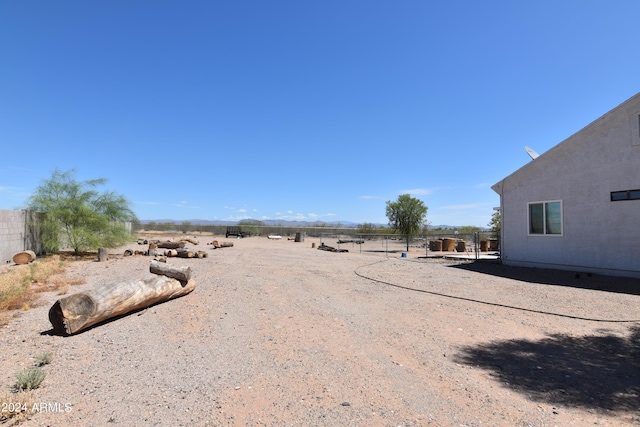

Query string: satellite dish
525 146 540 160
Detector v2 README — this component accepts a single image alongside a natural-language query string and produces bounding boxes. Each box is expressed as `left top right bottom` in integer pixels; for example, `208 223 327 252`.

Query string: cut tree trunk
149 260 191 281
48 261 195 335
98 248 108 262
179 238 199 245
164 249 178 257
176 249 195 258
211 241 234 248
12 250 36 265
157 241 186 249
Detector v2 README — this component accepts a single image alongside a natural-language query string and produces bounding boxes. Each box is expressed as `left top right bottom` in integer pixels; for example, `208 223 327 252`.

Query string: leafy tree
357 222 377 234
488 210 501 238
26 169 137 254
238 219 264 236
385 194 428 251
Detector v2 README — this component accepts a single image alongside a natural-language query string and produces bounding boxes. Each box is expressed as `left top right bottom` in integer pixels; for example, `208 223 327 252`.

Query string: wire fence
134 223 499 259
318 232 499 259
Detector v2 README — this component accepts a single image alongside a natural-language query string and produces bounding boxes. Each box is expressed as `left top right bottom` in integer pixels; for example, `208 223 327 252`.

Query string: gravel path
1 236 639 426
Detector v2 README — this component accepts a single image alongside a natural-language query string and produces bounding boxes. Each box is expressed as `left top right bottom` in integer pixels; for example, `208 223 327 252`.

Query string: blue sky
1 1 639 227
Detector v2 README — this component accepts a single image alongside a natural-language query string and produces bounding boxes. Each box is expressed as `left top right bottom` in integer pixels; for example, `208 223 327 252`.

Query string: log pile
124 239 209 259
48 261 195 335
166 248 208 259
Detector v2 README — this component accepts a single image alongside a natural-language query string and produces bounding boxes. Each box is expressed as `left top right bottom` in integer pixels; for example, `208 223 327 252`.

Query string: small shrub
35 352 53 367
14 367 46 391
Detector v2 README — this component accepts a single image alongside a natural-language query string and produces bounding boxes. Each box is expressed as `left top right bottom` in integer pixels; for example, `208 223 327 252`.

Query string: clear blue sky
1 1 639 227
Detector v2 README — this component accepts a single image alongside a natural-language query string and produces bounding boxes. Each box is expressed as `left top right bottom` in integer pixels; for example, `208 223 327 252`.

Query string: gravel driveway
1 236 639 426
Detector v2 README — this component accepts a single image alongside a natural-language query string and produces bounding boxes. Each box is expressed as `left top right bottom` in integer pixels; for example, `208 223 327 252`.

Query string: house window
528 201 562 235
611 189 640 201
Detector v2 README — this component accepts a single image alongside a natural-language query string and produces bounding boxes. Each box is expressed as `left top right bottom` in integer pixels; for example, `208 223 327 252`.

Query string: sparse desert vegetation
0 255 85 327
1 237 639 426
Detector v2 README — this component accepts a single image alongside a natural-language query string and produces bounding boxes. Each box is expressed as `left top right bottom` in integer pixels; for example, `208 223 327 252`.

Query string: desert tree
25 169 137 255
385 194 428 251
488 210 501 239
357 222 377 234
180 221 192 233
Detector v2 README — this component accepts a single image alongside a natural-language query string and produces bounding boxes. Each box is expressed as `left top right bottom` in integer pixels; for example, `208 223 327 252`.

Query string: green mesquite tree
26 169 137 255
385 194 428 251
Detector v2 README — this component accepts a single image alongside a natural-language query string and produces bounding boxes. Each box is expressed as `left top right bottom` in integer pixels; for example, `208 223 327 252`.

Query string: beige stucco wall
493 93 640 278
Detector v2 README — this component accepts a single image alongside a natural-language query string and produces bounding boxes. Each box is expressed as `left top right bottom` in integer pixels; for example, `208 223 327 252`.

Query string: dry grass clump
0 255 85 326
0 353 54 424
0 389 38 425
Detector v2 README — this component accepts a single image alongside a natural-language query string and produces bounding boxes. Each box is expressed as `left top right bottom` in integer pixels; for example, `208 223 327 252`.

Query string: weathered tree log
317 243 348 253
157 241 186 249
211 241 234 249
164 249 178 257
149 260 191 282
196 251 208 258
176 248 195 258
98 248 108 262
179 237 199 245
48 262 194 335
12 250 36 265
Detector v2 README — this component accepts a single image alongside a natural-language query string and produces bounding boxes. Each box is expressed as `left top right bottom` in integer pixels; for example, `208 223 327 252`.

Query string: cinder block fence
0 210 42 265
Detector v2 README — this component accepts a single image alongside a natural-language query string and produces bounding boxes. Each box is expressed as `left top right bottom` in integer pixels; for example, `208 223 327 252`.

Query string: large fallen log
13 250 37 265
48 261 195 335
157 241 186 249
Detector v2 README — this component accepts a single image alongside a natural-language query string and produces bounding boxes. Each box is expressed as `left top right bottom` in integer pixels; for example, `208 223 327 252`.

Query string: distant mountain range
139 218 462 229
139 218 362 227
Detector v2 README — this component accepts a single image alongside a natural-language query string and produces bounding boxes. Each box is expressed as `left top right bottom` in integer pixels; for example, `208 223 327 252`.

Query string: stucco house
492 93 640 279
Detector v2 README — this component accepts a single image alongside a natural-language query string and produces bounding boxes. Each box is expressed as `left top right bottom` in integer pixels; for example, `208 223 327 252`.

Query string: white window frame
527 200 563 236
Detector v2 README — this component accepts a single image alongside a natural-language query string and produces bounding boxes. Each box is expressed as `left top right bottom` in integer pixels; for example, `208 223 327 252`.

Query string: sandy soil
1 235 639 426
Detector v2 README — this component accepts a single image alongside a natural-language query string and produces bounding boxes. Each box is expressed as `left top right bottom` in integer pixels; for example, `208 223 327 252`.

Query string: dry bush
0 389 38 425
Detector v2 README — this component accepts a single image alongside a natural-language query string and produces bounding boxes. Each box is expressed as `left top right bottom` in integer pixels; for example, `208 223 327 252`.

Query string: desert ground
1 234 639 426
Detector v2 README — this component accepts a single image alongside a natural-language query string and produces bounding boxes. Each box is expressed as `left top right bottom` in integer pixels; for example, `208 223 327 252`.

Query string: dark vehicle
226 227 247 238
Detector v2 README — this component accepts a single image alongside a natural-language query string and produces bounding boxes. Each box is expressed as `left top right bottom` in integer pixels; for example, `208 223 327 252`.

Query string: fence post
425 233 428 257
474 232 478 260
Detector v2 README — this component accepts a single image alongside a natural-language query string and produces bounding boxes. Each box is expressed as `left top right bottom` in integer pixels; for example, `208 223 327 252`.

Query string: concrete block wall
0 210 42 265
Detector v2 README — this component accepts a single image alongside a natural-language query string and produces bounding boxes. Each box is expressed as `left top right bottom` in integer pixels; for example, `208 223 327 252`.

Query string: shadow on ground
454 326 640 411
449 262 640 296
